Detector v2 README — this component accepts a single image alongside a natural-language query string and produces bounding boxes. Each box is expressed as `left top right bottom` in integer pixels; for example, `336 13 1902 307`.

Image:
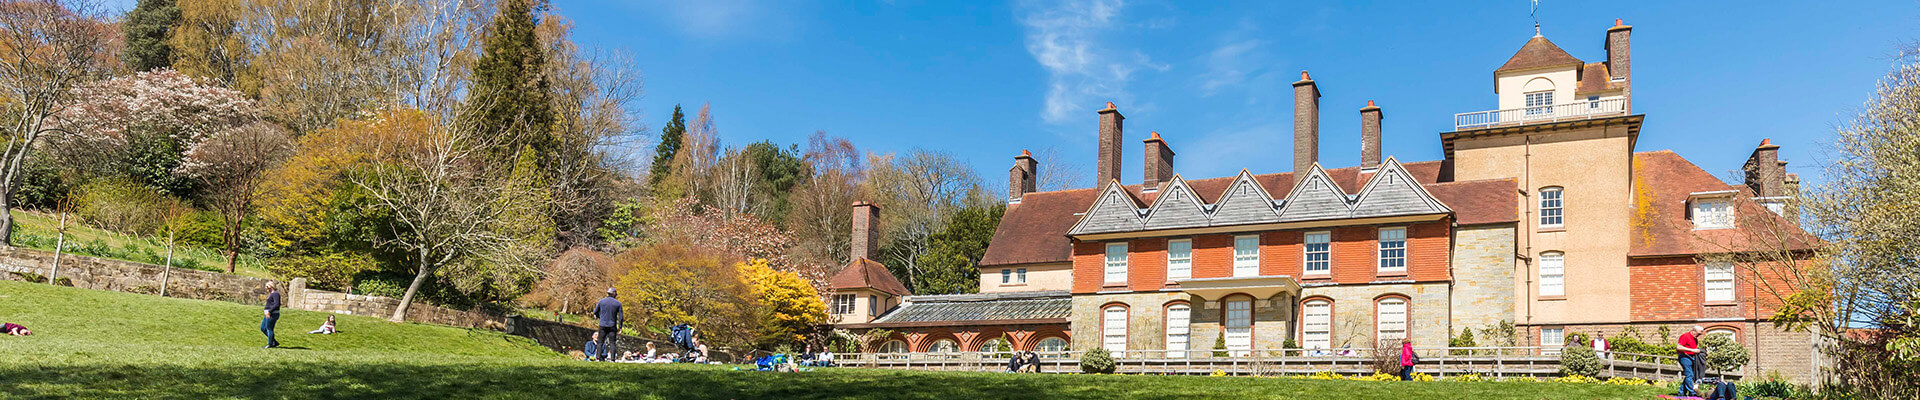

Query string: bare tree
862 150 985 292
1034 146 1088 191
712 146 760 217
0 0 117 242
788 132 861 270
180 121 296 273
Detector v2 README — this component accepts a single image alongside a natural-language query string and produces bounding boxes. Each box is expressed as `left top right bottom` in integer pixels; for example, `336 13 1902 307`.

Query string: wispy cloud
629 0 772 39
1018 0 1161 125
1195 20 1277 99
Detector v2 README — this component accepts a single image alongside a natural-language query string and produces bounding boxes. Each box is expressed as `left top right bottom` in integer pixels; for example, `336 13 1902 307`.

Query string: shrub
1450 329 1477 355
1411 372 1434 382
1559 342 1603 377
1444 373 1490 382
75 178 174 236
12 271 47 283
1372 340 1405 375
1606 330 1678 363
267 252 374 291
1361 372 1399 381
1566 331 1591 347
1079 349 1117 374
1700 333 1751 373
1742 370 1794 398
1211 331 1227 357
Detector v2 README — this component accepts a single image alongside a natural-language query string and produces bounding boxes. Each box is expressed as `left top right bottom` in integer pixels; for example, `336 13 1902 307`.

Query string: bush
1212 331 1227 357
1607 329 1678 363
1371 340 1404 375
1450 329 1477 355
1743 371 1794 399
1700 333 1751 373
1554 375 1600 384
75 178 174 236
1559 342 1603 377
268 252 375 292
1079 349 1116 374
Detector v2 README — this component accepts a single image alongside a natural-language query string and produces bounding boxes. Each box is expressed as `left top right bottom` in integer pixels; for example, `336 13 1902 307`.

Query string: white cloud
1198 39 1263 95
630 0 770 39
1018 0 1159 124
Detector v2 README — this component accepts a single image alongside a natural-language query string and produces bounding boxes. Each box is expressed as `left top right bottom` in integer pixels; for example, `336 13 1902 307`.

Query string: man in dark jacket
592 288 623 362
261 282 281 348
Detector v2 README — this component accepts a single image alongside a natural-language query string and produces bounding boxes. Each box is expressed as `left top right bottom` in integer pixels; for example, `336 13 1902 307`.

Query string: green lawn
0 281 1672 399
8 209 273 279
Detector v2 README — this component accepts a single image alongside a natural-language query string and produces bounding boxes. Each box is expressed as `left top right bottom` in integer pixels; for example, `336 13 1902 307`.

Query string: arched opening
1103 304 1129 356
1302 298 1333 352
1375 295 1410 344
1165 302 1191 358
878 340 908 354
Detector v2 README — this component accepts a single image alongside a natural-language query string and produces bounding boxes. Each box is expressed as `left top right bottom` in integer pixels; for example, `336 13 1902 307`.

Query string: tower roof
1495 36 1585 74
828 258 910 297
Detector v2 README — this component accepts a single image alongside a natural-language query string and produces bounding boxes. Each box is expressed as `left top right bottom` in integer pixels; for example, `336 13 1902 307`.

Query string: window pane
1168 239 1192 280
1304 232 1331 274
1234 235 1260 277
1694 199 1734 230
1540 188 1564 227
1542 328 1565 354
1001 269 1010 284
1037 338 1068 353
1540 252 1565 297
1017 268 1027 283
1105 243 1128 283
1705 263 1735 302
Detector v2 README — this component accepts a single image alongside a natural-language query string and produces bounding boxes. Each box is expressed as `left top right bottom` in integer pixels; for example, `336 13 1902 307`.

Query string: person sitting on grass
1006 352 1025 372
818 350 834 367
584 332 602 362
1021 351 1042 373
307 315 337 334
2 322 29 336
645 342 658 360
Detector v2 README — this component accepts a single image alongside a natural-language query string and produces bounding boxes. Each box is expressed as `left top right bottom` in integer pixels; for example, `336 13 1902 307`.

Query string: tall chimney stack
1009 150 1037 202
851 202 880 262
1097 102 1124 185
1143 131 1174 189
1743 139 1786 197
1293 71 1321 178
1360 100 1383 170
1606 19 1633 109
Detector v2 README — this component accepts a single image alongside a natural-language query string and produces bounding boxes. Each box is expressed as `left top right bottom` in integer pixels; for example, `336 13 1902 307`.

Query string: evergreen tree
650 104 686 187
122 0 180 72
464 0 555 166
908 203 1005 294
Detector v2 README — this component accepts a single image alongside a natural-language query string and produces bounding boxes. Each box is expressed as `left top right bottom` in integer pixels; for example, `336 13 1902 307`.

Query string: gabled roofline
1350 156 1454 215
1141 174 1210 227
1065 179 1146 236
1213 168 1286 220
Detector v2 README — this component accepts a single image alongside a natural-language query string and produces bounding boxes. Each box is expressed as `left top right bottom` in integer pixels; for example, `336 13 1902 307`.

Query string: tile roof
827 258 909 296
1495 36 1585 74
980 160 1518 266
1628 151 1821 257
1577 62 1624 94
868 291 1071 324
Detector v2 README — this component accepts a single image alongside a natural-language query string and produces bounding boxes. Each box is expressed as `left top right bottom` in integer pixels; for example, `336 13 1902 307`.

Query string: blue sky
105 0 1920 190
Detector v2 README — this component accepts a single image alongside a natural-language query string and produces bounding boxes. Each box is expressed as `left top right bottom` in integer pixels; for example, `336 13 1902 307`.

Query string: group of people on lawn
256 283 336 349
580 287 709 364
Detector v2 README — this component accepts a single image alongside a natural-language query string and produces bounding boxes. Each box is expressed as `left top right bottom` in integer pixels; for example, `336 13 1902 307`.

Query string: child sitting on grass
307 315 337 334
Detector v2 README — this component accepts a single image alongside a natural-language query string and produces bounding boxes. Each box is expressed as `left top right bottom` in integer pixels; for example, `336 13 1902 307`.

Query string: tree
612 243 750 339
661 103 720 203
180 121 295 273
786 132 861 272
742 141 807 221
740 258 826 348
864 149 989 293
1034 146 1088 191
346 108 550 321
523 246 613 315
169 0 251 91
538 17 642 246
914 203 1004 294
436 145 555 303
649 105 685 188
464 0 555 165
121 0 179 72
0 0 118 243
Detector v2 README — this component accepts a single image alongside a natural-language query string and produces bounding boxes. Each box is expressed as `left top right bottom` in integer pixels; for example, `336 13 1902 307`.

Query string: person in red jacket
1398 338 1418 381
1676 325 1704 397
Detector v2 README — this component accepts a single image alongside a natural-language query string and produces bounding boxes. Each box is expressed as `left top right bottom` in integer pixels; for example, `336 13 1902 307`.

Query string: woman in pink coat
1398 338 1418 381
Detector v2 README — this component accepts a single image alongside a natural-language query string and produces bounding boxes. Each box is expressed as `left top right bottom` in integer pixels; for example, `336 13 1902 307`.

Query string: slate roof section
1495 36 1585 73
983 159 1519 266
828 258 910 297
867 291 1072 324
1628 151 1820 257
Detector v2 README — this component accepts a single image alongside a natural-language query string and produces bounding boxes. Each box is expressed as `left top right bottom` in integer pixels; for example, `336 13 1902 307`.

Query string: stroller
1686 351 1739 400
669 324 702 362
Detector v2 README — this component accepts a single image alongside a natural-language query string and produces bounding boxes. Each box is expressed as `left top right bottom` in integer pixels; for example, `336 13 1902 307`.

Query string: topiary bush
1079 349 1117 374
1559 342 1603 377
1450 329 1477 355
1700 333 1750 374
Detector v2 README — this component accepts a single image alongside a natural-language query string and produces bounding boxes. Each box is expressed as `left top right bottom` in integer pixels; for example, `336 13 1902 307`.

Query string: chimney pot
1615 18 1623 27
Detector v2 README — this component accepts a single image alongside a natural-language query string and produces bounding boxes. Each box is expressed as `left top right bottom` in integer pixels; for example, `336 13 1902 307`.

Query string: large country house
826 19 1819 380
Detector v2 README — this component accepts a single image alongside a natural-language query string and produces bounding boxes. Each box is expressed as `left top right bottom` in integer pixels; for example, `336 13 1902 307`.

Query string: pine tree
650 104 686 187
464 0 555 167
122 0 180 72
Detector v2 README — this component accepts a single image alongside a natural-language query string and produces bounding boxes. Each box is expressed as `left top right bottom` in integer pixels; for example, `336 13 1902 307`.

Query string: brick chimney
1360 100 1383 170
851 202 880 262
1743 138 1787 197
1606 19 1633 109
1143 131 1174 190
1097 102 1124 185
1293 71 1321 178
1008 150 1037 202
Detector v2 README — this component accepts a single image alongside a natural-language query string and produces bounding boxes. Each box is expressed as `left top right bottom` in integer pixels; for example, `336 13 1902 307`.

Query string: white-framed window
832 294 855 315
1376 297 1408 341
1587 95 1601 109
1377 228 1407 273
1016 268 1027 284
1103 305 1128 355
1104 243 1128 284
1525 91 1555 116
1304 232 1331 275
1542 327 1565 355
1539 187 1564 228
1233 235 1260 277
1540 251 1565 297
1693 198 1734 230
1705 262 1735 302
1036 337 1069 353
1225 298 1253 356
879 340 908 353
1705 328 1737 341
1302 299 1332 349
930 339 958 353
1167 239 1192 280
1000 269 1011 284
1166 304 1191 358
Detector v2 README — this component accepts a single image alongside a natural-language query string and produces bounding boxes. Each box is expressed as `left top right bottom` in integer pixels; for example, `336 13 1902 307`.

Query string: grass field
0 281 1673 399
8 209 273 279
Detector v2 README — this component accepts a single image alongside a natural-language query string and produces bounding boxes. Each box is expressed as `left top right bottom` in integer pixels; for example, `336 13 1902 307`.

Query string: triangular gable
1351 157 1453 218
1208 170 1284 227
1066 180 1145 235
1143 175 1211 230
1276 163 1354 222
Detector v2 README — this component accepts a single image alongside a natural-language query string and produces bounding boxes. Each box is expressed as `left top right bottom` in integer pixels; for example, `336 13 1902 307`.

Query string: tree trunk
50 212 67 284
161 228 174 297
391 248 433 321
0 200 12 246
225 249 238 274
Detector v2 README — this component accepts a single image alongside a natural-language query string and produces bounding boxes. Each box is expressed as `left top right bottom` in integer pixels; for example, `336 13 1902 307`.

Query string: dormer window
1524 91 1555 116
1689 191 1738 230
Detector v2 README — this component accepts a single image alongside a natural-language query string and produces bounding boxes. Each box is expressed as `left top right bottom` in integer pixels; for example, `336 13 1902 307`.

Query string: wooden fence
831 346 1736 382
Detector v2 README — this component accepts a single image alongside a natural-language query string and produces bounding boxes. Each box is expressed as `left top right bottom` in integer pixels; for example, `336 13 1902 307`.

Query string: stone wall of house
1449 224 1517 333
1299 282 1450 348
1070 291 1294 355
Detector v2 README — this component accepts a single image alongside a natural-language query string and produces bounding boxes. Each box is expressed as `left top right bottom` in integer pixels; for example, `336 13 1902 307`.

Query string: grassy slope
9 209 272 279
0 282 1669 399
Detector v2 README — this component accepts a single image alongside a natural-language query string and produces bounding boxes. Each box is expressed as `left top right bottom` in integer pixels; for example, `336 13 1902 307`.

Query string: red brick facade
1070 221 1453 293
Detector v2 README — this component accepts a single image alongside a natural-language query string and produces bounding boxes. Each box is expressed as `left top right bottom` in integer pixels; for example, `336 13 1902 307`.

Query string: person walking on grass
1398 338 1418 381
261 282 281 348
593 288 623 362
1676 325 1704 397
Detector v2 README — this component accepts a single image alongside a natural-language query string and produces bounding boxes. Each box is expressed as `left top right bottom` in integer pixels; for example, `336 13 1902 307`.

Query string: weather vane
1531 0 1542 36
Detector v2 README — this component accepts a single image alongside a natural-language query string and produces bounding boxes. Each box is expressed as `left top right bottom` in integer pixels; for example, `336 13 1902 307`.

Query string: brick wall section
1260 230 1303 277
1407 221 1452 281
1071 242 1103 293
1127 238 1167 291
1629 256 1701 321
1330 227 1375 283
1190 234 1232 279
